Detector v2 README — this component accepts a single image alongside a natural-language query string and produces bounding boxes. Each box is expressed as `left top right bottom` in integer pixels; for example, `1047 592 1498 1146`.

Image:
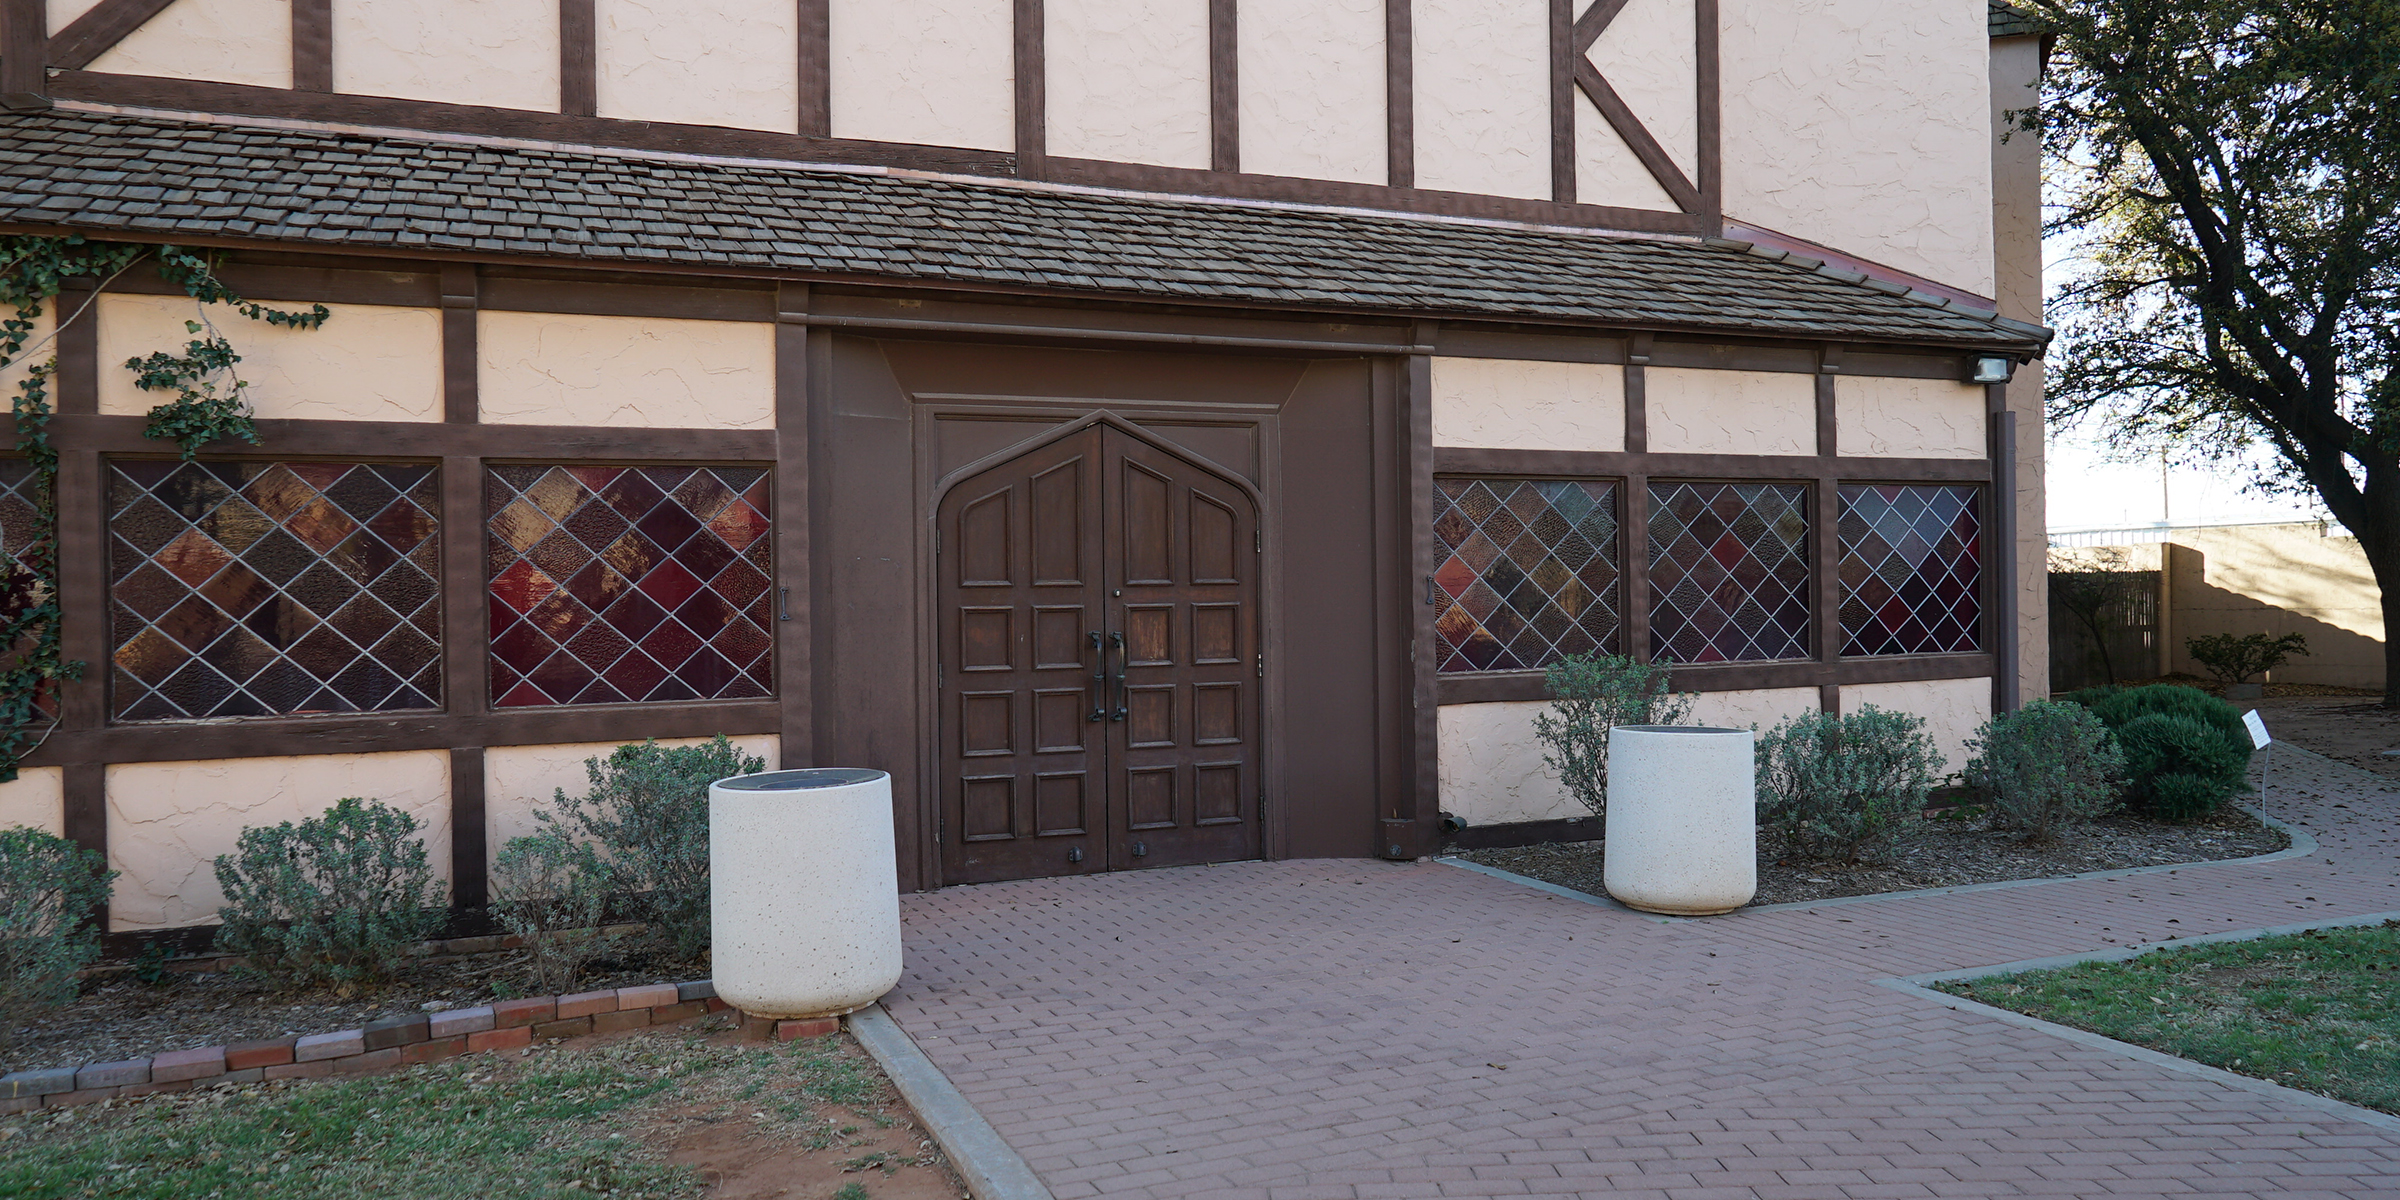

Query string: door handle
1087 630 1107 723
1108 630 1128 722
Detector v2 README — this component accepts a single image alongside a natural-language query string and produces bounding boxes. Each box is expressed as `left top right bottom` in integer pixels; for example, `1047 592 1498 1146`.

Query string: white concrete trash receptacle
1603 726 1757 916
710 768 902 1019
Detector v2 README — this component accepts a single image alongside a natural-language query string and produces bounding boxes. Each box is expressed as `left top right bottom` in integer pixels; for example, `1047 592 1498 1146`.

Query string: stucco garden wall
482 735 782 872
1429 357 1624 452
95 295 444 423
105 750 452 930
2163 526 2385 691
477 311 775 429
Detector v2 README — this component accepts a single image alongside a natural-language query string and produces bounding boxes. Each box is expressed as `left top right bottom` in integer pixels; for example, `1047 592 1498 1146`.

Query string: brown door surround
935 423 1262 884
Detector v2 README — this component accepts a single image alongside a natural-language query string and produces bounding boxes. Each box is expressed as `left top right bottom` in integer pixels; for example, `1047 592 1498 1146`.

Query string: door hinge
1254 529 1262 553
934 530 941 555
936 659 944 689
1256 652 1263 678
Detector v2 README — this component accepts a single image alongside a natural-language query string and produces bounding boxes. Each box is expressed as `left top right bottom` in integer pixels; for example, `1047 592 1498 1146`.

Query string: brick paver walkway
884 746 2400 1199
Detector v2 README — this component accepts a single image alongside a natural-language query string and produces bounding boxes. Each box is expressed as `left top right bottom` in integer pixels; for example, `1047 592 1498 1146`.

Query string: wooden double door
937 425 1262 884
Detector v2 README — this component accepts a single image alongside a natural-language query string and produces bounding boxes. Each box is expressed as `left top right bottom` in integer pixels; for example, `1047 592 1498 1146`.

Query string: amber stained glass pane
107 461 442 720
1839 484 1980 656
1648 481 1810 664
487 465 773 707
1432 478 1620 673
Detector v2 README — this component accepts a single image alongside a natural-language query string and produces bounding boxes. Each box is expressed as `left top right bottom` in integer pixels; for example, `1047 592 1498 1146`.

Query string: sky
2044 430 2328 533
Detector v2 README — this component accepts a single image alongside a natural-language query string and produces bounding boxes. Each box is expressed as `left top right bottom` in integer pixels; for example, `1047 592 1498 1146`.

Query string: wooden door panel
938 427 1107 883
1103 428 1261 871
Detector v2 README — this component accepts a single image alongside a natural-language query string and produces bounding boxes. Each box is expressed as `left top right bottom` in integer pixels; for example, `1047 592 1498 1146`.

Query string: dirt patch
1456 803 2288 908
1 944 692 1076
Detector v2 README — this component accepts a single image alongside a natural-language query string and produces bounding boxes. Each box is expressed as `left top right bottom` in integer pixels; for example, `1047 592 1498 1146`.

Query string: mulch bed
1456 804 2289 909
1 944 691 1077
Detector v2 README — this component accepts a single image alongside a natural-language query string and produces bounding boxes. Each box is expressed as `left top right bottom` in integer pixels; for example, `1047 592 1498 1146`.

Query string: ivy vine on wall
0 235 332 784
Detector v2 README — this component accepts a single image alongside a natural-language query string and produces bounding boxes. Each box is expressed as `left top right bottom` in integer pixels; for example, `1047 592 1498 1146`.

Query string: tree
2048 547 2142 685
2021 0 2400 704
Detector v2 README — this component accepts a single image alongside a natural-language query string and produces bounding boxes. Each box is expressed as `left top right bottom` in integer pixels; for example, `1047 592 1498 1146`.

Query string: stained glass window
0 459 56 719
1431 478 1620 672
1839 484 1981 656
487 465 773 708
108 461 443 721
1648 481 1811 663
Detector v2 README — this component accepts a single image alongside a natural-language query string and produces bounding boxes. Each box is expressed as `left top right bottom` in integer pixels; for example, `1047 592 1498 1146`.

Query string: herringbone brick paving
884 748 2400 1198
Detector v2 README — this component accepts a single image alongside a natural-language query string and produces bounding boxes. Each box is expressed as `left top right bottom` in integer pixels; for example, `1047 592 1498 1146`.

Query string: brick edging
0 977 835 1115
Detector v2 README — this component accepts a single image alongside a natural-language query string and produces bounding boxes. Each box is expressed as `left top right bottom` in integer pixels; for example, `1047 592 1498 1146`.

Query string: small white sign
2243 709 2272 750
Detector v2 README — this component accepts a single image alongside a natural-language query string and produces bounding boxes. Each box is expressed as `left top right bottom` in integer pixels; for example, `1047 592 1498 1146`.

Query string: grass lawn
1938 920 2400 1114
0 1022 947 1200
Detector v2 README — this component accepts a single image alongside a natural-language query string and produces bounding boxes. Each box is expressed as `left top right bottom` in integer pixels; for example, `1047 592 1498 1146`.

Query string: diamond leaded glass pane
487 465 773 707
1647 481 1810 663
107 461 443 721
0 459 57 719
1839 484 1981 656
1432 478 1620 672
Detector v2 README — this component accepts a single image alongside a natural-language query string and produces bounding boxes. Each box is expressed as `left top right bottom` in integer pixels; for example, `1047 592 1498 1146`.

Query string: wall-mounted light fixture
1969 355 2016 384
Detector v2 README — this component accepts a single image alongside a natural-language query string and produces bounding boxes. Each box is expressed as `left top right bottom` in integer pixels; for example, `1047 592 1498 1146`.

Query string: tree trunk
2356 507 2400 709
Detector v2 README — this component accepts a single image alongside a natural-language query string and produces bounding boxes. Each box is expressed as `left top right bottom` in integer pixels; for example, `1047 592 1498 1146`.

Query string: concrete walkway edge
849 1003 1056 1200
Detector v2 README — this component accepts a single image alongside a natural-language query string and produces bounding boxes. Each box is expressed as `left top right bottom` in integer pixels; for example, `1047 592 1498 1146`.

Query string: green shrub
1531 653 1694 822
1963 700 2125 841
2186 631 2309 686
212 797 444 991
1755 705 1943 862
2146 772 2231 822
2113 712 2248 820
2061 685 2120 709
542 736 765 963
490 829 610 994
2088 684 2253 819
0 826 114 1042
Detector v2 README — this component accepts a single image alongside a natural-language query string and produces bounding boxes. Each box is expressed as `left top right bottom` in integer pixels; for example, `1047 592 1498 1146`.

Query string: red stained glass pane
1648 482 1811 664
1838 484 1981 656
487 465 774 707
1432 478 1621 674
107 460 443 720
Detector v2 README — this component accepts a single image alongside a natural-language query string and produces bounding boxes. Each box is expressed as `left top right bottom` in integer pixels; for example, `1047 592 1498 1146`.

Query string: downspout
1989 384 2021 711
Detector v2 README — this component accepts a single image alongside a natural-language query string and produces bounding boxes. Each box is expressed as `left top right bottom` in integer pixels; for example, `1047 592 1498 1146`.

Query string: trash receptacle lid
716 768 889 791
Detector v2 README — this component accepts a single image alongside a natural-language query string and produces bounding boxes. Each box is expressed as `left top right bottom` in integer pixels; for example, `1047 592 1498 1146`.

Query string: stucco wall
1645 367 1813 455
1585 0 1697 179
1412 0 1548 200
1836 375 1984 459
477 311 775 429
95 295 444 423
1992 35 2050 703
0 307 52 397
0 767 64 837
597 0 800 134
1429 356 1624 452
1719 0 1995 297
2163 526 2386 691
86 0 290 90
830 0 1015 151
1237 0 1386 184
1046 0 1211 169
1841 676 1990 775
47 0 108 29
483 735 782 871
1685 685 1820 734
106 750 452 930
334 0 560 112
1576 95 1679 212
1436 686 1821 828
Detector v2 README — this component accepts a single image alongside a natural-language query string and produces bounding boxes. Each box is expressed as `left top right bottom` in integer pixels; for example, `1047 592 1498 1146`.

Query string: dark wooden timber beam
43 0 175 71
